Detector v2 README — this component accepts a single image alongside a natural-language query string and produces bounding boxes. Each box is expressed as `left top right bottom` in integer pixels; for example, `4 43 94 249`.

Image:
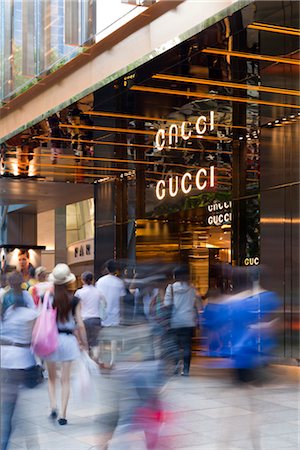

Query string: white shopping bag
73 351 100 401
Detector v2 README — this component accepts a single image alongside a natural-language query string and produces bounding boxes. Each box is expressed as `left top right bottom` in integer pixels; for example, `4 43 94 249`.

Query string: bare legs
60 362 71 419
46 361 72 419
46 362 57 412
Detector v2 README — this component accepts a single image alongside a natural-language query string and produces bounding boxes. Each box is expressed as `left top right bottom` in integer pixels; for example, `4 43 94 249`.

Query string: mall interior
0 0 299 363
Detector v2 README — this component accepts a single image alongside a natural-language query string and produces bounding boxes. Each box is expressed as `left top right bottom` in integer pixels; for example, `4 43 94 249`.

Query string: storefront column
231 17 248 266
55 207 67 264
94 177 129 278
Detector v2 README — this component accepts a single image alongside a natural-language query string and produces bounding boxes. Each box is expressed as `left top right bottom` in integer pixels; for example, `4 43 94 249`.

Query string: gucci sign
155 111 215 150
156 166 215 200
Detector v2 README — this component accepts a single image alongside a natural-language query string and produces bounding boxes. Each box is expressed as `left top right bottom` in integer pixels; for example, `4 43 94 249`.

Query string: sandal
49 409 58 420
58 418 68 425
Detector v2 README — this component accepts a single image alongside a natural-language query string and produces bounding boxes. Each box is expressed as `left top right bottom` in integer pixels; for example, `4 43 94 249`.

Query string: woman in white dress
44 264 88 425
1 271 38 450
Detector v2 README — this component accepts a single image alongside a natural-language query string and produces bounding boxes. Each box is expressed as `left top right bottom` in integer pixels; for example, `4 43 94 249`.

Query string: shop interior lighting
152 74 300 97
201 48 300 66
130 85 300 109
248 22 300 36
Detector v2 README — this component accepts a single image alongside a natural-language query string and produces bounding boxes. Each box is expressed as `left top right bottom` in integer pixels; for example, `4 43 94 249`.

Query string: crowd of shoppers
0 255 280 450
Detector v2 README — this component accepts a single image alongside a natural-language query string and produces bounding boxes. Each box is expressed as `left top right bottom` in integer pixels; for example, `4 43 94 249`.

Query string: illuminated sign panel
156 166 215 200
155 112 216 200
207 201 232 226
155 111 214 151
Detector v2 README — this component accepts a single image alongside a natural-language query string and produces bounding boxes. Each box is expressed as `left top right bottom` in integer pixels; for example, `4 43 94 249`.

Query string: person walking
164 266 198 376
95 260 126 367
75 271 106 353
0 272 38 450
28 266 52 308
43 263 88 425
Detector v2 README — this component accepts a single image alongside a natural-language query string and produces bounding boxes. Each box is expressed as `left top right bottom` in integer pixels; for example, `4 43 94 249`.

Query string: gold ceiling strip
153 74 300 97
59 123 157 136
29 136 226 154
8 151 201 171
84 111 250 131
5 160 127 173
59 123 232 141
201 48 300 66
130 85 300 109
248 22 300 36
3 168 113 179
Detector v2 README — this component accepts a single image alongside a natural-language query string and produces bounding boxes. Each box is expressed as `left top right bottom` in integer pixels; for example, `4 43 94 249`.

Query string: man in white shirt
95 260 126 327
75 271 106 351
95 260 126 367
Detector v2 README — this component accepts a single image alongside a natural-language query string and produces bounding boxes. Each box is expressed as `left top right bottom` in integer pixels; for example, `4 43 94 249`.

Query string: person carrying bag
31 289 58 357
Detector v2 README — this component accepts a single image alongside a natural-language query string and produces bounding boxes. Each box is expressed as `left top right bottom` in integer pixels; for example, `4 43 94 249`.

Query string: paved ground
8 362 299 450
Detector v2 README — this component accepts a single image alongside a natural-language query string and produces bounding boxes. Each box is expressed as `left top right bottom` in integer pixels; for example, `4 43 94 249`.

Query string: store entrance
136 208 231 355
178 225 231 356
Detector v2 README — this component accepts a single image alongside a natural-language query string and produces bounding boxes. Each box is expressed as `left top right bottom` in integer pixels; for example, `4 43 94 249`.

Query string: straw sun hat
48 263 76 285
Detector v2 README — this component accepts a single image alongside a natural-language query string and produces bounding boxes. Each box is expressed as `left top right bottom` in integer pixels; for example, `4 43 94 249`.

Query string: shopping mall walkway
8 363 299 450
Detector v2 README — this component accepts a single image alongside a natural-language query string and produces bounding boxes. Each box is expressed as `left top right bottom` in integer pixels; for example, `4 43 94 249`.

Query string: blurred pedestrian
43 263 88 425
0 271 39 450
75 271 106 353
227 266 280 384
0 273 9 307
28 266 52 308
96 260 126 367
1 271 35 315
164 266 199 376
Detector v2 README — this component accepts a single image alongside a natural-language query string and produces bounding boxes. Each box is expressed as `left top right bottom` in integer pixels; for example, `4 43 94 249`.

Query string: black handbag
23 365 44 389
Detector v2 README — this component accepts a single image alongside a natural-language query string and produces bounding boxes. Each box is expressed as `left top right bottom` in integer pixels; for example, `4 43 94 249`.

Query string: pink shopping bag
31 290 58 357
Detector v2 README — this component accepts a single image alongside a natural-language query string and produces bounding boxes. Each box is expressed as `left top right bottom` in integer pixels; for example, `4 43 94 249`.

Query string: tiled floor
8 363 299 450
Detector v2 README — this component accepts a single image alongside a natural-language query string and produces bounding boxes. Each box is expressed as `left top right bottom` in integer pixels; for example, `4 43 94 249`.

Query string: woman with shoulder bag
0 271 39 450
43 264 88 425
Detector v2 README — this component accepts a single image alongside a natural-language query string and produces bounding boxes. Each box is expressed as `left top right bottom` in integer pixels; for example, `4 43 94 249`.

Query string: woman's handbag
31 290 58 357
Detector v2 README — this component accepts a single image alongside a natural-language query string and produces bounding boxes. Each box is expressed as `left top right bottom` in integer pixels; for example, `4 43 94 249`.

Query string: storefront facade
93 1 299 361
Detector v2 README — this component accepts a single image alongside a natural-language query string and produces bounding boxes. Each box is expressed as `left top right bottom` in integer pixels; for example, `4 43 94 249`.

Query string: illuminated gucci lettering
155 166 215 200
207 201 232 226
155 111 214 150
244 257 260 266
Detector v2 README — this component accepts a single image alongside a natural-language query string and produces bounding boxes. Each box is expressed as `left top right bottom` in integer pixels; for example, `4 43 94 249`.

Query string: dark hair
106 259 121 274
82 271 93 285
18 249 30 259
173 265 190 282
29 266 35 278
53 284 72 323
